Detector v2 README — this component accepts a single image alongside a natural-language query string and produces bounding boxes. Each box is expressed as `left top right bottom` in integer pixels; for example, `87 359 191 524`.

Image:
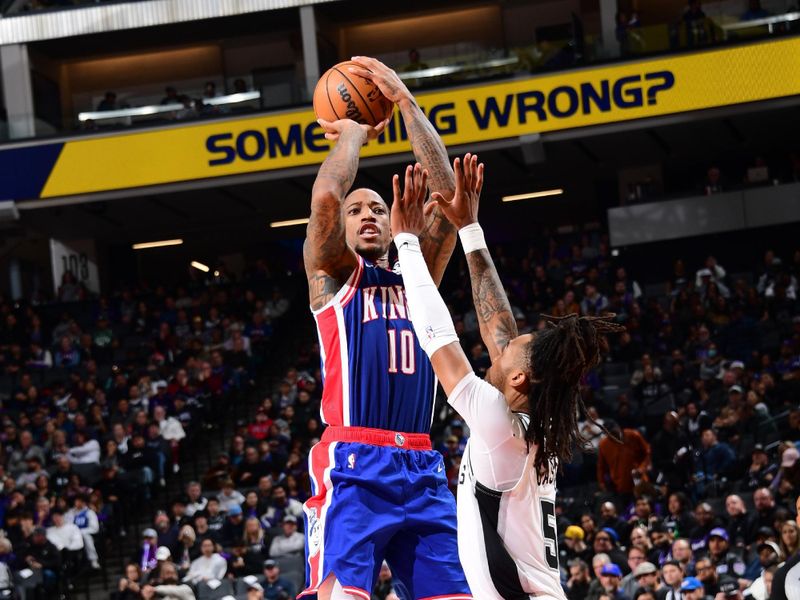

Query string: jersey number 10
387 329 416 375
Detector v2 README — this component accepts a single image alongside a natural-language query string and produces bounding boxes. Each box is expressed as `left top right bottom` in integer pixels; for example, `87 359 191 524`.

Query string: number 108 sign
49 238 101 295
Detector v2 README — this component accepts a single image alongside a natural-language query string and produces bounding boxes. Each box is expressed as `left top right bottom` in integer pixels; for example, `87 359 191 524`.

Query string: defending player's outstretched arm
303 120 383 311
429 155 518 363
392 161 479 396
348 57 457 286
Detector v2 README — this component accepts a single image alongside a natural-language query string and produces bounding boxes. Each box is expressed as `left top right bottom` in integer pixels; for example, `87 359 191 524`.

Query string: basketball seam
333 66 378 125
325 68 342 121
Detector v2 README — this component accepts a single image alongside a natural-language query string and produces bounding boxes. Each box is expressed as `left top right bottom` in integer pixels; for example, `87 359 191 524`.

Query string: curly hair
525 313 625 481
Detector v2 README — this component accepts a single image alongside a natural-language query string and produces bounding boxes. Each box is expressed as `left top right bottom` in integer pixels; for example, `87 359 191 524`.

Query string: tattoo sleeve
400 100 456 286
304 126 365 309
466 248 518 361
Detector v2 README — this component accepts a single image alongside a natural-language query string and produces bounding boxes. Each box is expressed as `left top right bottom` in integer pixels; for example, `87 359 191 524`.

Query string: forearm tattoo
304 127 365 309
402 102 456 284
466 248 518 355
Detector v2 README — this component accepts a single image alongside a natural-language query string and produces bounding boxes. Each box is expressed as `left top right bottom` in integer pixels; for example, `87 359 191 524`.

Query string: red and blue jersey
312 255 437 434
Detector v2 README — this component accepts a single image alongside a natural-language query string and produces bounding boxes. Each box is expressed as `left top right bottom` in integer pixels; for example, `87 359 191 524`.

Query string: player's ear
508 369 528 391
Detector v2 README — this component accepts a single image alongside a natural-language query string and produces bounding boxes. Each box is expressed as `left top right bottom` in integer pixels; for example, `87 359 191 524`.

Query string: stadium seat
277 554 305 591
196 578 235 600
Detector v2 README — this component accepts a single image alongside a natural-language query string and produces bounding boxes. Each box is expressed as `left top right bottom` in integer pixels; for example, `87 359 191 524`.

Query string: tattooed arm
304 120 369 311
465 248 518 361
430 155 517 362
348 56 457 286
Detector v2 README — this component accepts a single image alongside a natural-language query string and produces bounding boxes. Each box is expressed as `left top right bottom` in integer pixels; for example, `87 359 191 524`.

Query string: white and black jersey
771 552 800 600
449 373 565 600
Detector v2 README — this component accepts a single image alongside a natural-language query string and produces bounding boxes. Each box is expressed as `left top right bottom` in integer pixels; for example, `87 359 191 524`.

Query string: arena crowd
0 228 798 600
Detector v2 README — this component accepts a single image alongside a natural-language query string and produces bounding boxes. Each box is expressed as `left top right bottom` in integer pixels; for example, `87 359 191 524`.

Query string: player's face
489 333 535 395
502 333 535 370
343 189 391 261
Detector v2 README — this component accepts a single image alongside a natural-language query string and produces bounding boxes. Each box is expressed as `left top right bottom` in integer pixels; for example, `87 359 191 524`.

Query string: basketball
313 61 393 127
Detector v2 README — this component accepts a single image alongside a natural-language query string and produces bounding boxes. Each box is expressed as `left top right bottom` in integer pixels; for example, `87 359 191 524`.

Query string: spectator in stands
269 515 304 558
260 559 296 600
597 562 626 599
562 525 592 565
16 527 61 594
694 556 719 596
45 507 83 555
679 577 704 599
183 538 226 584
586 553 611 599
218 478 245 512
232 79 248 94
581 283 609 316
183 481 208 518
597 420 651 502
97 91 118 111
203 82 219 100
260 486 303 528
707 528 747 581
175 524 197 574
134 528 159 573
703 166 724 195
66 493 100 569
657 560 684 600
631 561 659 598
681 0 716 46
566 558 592 600
779 520 799 558
698 428 736 486
752 487 778 538
161 86 180 105
116 563 143 600
725 494 754 547
221 504 245 547
141 562 194 600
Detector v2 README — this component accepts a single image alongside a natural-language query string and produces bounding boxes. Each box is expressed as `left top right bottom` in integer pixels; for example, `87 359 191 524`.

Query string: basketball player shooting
392 154 624 600
301 57 472 600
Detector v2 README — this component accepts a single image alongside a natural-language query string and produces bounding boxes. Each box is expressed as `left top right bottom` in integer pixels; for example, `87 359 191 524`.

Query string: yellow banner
41 37 800 198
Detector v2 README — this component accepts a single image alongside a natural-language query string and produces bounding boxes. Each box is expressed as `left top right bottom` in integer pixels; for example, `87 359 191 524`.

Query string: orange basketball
313 61 393 127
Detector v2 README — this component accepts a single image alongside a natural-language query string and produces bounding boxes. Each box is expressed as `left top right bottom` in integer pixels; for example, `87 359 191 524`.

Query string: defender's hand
430 153 484 229
348 56 413 105
317 118 389 143
391 163 429 237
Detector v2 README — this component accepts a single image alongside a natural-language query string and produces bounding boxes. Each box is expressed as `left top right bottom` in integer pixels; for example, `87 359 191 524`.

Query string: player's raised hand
391 163 429 237
347 56 413 105
317 117 389 143
429 153 484 229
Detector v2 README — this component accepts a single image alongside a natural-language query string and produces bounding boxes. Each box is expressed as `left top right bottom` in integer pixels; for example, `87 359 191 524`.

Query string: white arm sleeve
449 372 530 491
395 233 459 357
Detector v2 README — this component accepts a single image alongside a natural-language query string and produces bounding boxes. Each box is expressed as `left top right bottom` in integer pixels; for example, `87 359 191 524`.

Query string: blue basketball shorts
298 426 472 600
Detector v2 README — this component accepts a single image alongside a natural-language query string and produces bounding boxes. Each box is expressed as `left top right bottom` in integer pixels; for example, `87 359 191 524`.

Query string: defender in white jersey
389 154 624 600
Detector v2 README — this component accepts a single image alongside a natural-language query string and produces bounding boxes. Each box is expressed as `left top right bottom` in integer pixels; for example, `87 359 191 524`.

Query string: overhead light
611 249 620 257
502 189 564 202
132 238 183 250
270 217 310 228
191 261 210 272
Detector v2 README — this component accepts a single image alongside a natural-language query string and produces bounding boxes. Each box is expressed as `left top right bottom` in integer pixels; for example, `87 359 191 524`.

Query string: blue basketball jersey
313 255 437 434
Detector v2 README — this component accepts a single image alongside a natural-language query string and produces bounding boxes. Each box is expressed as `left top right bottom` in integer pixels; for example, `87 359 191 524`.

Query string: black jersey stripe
474 480 530 600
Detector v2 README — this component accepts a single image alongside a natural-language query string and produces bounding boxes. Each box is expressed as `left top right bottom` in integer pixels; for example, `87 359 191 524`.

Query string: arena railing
7 10 799 140
77 90 262 126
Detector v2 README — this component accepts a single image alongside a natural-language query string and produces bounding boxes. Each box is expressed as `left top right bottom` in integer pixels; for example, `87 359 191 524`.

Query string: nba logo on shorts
425 325 435 340
347 452 356 469
307 507 321 556
395 433 405 447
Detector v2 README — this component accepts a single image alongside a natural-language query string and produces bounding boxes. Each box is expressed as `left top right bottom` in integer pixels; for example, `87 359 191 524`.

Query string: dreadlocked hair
525 313 625 483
